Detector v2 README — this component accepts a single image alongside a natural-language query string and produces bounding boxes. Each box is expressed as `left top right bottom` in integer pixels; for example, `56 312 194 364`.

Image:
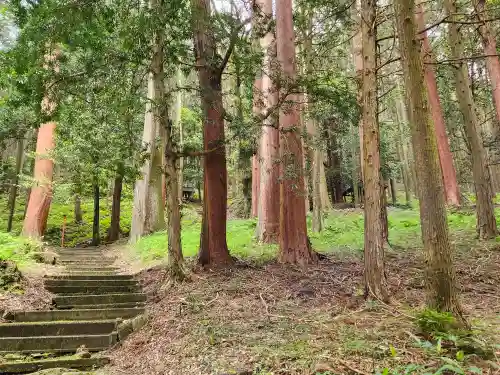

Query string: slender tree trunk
444 0 497 239
130 16 166 243
389 178 397 205
173 68 184 203
251 155 260 217
191 0 232 266
92 174 100 246
107 171 123 242
415 4 460 206
475 0 500 134
255 1 280 242
74 195 83 224
7 138 24 232
319 160 333 210
22 122 56 238
352 0 364 185
361 0 389 302
276 0 317 265
395 0 465 321
394 92 413 204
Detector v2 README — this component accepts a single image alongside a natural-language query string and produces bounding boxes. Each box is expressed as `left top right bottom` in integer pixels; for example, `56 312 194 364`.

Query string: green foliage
416 309 460 337
0 231 41 267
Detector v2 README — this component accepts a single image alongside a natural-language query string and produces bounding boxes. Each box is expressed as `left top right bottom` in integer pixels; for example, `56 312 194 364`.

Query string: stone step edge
0 356 110 374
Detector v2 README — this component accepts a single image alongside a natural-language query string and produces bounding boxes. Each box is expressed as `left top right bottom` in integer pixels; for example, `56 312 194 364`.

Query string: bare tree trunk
251 155 259 217
22 122 55 238
255 0 280 242
7 138 24 232
389 178 397 206
395 0 466 321
415 4 461 206
361 0 389 302
191 0 232 266
475 0 500 134
276 0 317 265
319 160 333 210
92 174 100 246
130 19 166 243
107 170 123 242
444 0 497 239
172 68 184 203
74 194 83 224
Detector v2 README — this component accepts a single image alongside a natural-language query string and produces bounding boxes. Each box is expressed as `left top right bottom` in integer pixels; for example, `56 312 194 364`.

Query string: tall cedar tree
395 0 466 321
474 0 500 133
276 0 317 264
191 0 232 266
22 49 59 238
415 3 460 206
361 0 389 302
443 0 497 239
255 0 280 243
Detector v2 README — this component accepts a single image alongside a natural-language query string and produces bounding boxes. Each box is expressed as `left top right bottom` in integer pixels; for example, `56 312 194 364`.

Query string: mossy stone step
4 308 145 322
0 320 118 337
44 279 137 287
57 302 146 310
53 293 147 307
0 356 110 374
0 333 117 353
46 285 140 294
46 274 134 280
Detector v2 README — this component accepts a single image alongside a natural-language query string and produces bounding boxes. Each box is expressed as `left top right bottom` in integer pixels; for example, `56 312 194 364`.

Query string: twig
338 359 371 375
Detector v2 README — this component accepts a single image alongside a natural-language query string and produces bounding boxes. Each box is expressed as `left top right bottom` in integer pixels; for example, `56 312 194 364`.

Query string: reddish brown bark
22 122 56 238
191 0 232 266
415 4 460 206
475 0 500 132
276 0 317 265
255 0 279 243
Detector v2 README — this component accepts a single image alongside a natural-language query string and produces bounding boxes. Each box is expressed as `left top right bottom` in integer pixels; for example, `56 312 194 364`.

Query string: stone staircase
0 247 146 374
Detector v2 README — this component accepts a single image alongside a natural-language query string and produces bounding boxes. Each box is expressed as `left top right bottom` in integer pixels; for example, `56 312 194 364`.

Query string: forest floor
100 238 500 375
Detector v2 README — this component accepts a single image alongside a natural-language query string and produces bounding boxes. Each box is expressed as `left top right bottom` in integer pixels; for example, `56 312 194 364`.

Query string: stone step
56 251 106 257
4 308 145 322
55 271 125 277
0 320 118 337
57 302 146 310
63 266 120 271
0 356 110 374
53 293 147 307
44 279 137 287
59 260 116 266
0 333 117 353
46 274 134 280
46 284 140 294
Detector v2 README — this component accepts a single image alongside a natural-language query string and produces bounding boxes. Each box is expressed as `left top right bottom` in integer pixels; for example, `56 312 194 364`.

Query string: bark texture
191 0 232 266
92 175 100 246
361 0 389 302
276 0 317 265
130 29 166 243
415 4 460 206
395 0 465 319
74 195 83 224
22 122 56 238
475 0 500 133
444 0 497 239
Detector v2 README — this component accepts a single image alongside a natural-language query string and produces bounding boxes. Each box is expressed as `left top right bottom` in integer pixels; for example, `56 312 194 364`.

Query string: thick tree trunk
395 0 465 320
130 23 166 243
92 175 100 246
255 10 280 243
361 0 389 302
107 172 123 242
444 0 497 239
7 138 24 232
475 0 500 134
415 4 460 206
22 122 56 238
191 0 232 266
276 0 317 265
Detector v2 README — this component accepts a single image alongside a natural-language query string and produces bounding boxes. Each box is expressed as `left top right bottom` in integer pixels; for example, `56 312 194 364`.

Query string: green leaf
455 350 464 361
